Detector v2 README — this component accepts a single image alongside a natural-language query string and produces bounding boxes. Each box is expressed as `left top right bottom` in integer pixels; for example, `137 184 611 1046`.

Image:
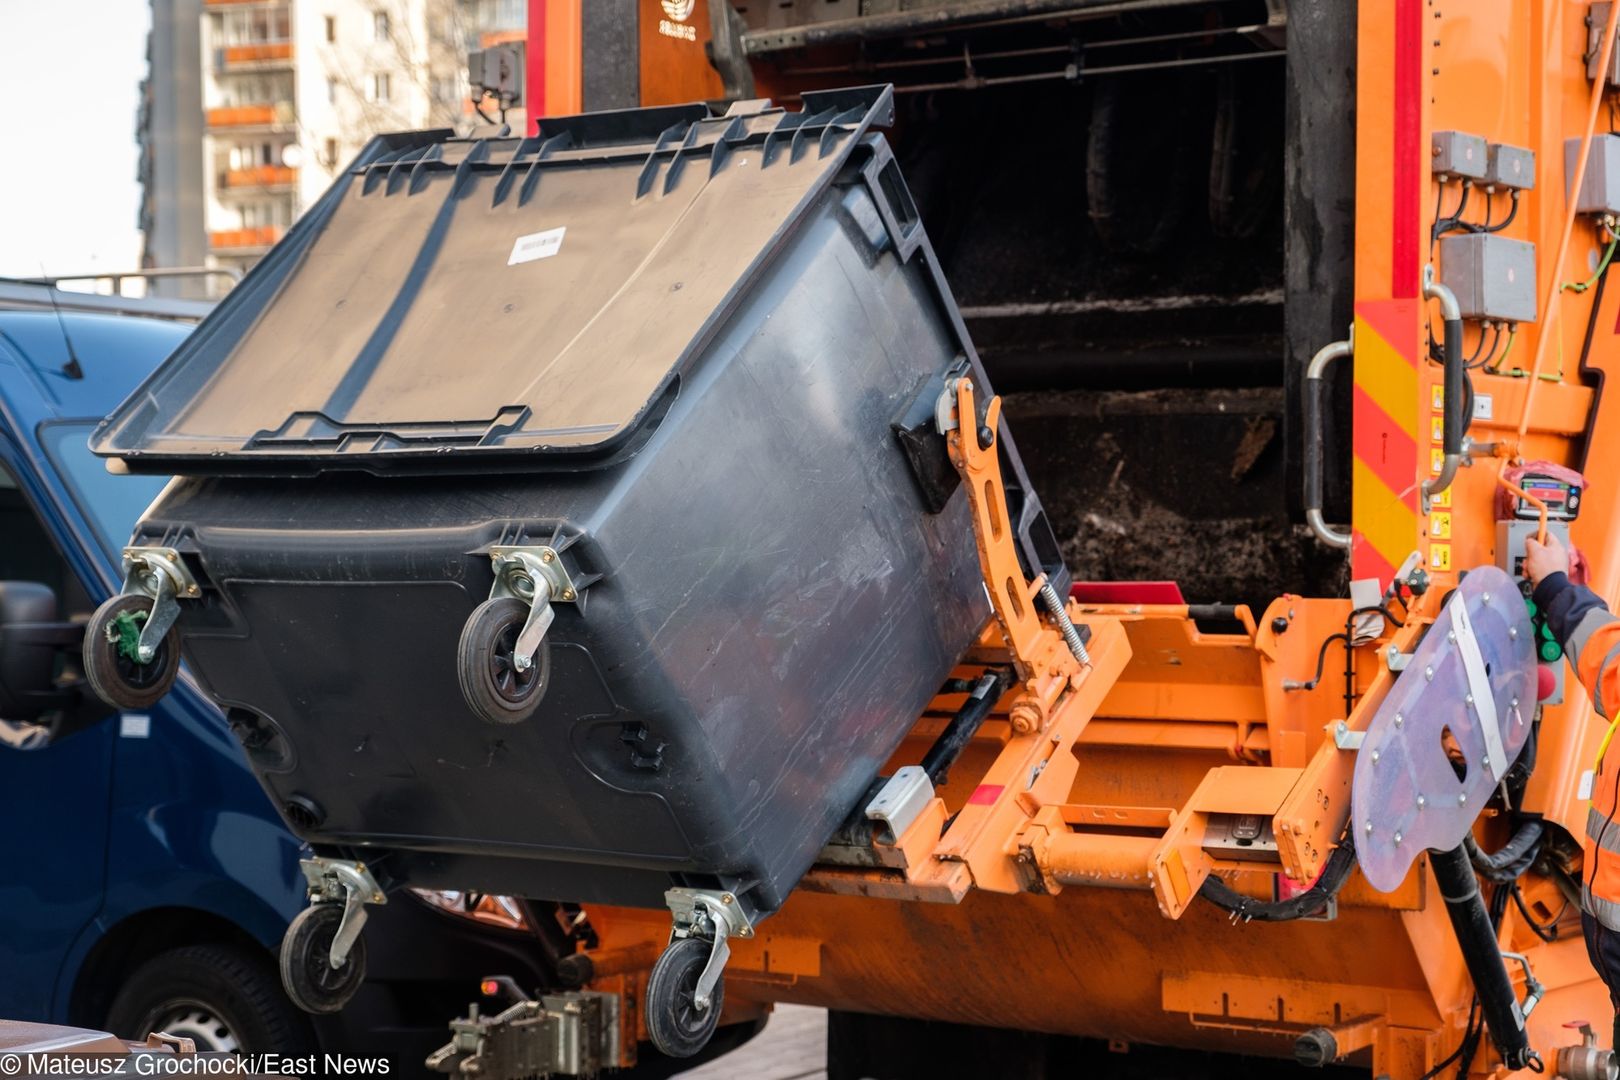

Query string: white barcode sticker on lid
508 226 566 265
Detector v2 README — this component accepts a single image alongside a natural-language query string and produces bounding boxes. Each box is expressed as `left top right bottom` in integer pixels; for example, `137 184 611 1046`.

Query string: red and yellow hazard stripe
1351 300 1421 586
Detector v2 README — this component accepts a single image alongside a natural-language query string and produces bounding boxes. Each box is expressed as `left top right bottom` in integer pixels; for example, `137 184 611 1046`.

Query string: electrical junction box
1497 519 1571 706
1485 143 1535 191
1439 233 1538 323
1566 133 1620 215
1432 130 1488 180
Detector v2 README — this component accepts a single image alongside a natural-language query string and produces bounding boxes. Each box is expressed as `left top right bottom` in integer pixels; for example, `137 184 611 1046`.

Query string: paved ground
673 1005 828 1080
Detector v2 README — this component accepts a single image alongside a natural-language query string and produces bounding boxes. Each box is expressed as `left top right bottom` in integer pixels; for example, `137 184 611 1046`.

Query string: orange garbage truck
81 2 1620 1078
446 2 1620 1076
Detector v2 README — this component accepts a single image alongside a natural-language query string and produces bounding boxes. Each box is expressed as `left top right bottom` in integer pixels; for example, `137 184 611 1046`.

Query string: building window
373 10 389 42
325 15 336 42
369 72 391 102
327 77 338 104
325 137 339 168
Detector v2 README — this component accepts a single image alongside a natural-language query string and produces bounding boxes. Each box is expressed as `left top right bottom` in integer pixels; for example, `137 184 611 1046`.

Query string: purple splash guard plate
1352 565 1536 893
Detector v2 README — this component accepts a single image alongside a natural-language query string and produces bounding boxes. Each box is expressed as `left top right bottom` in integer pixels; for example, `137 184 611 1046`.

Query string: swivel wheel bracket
118 546 201 664
486 546 579 673
664 887 754 1012
299 857 386 969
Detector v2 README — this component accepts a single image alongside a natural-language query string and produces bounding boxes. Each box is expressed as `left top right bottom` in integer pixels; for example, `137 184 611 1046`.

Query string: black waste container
90 87 1062 936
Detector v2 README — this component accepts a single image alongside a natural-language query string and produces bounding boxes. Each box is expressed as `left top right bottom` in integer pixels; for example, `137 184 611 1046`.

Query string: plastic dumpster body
90 88 1061 933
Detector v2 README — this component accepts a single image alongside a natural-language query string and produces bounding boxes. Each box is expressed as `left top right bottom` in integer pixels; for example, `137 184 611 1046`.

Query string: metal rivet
1482 755 1491 769
1447 630 1456 643
1510 698 1519 709
1484 592 1492 604
1425 666 1434 681
1371 750 1381 764
1465 693 1474 706
1365 822 1374 835
1458 793 1468 806
1395 712 1404 728
1394 831 1404 844
1417 795 1427 809
1509 626 1519 639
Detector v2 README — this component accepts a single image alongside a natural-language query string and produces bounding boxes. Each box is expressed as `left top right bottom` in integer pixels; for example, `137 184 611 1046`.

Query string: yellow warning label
1431 415 1445 443
1432 485 1452 509
1431 448 1446 475
1430 511 1452 539
1430 544 1452 571
1432 385 1446 412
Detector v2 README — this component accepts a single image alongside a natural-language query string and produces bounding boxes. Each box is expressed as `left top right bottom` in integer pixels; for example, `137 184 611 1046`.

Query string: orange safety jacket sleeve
1534 571 1620 720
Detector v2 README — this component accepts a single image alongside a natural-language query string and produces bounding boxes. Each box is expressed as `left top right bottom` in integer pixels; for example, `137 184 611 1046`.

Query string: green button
1541 641 1563 662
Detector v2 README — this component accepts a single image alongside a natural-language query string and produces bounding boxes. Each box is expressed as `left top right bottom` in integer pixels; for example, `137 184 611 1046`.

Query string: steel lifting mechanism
278 857 386 1015
81 546 199 711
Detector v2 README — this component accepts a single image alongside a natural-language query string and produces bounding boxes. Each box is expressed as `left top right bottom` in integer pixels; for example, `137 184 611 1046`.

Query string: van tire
104 943 316 1055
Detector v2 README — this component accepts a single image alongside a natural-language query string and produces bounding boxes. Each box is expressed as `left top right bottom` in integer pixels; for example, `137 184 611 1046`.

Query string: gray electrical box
1439 233 1537 323
1433 130 1488 180
1485 143 1536 191
1566 134 1620 215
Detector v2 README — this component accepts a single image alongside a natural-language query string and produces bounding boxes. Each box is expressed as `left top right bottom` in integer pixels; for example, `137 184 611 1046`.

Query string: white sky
0 1 151 279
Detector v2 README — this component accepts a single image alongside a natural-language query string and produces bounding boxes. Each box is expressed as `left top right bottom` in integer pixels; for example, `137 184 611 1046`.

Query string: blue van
0 295 555 1067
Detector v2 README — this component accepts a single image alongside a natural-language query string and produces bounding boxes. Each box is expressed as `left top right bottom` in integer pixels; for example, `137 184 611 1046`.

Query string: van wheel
83 594 180 710
104 944 315 1054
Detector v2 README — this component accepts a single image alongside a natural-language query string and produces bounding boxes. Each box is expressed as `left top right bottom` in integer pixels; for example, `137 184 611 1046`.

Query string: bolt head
1510 698 1519 709
1484 592 1492 604
1394 831 1404 844
562 588 576 601
1371 750 1381 764
540 550 554 563
1395 713 1404 728
1509 626 1519 639
1465 694 1474 706
1447 630 1456 643
1459 793 1468 806
1365 822 1374 835
1425 666 1434 681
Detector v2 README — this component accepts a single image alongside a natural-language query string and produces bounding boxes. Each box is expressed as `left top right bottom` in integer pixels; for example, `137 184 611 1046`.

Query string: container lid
93 87 895 473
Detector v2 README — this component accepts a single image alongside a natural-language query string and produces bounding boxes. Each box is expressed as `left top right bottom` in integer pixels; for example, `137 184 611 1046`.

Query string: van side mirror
0 582 110 740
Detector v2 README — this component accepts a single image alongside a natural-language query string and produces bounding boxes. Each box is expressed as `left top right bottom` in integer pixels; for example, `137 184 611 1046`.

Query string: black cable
1293 632 1350 692
1466 324 1500 370
1464 820 1543 883
1418 998 1478 1080
1477 190 1520 234
1198 833 1357 922
1510 881 1565 943
1431 181 1473 249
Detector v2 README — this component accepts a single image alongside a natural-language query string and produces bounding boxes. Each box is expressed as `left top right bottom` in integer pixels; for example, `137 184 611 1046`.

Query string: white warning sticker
1581 769 1596 801
508 226 566 265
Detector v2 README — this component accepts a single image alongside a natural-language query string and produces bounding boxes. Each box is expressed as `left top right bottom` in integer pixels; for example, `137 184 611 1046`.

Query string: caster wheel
646 936 723 1059
279 904 366 1015
84 594 181 710
457 597 550 724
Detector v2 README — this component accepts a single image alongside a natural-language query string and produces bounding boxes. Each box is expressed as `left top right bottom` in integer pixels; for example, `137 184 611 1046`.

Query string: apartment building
195 0 524 282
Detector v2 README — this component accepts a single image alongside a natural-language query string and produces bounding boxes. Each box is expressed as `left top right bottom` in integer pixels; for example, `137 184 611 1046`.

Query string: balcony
210 226 284 252
206 103 291 128
219 42 293 67
220 165 298 191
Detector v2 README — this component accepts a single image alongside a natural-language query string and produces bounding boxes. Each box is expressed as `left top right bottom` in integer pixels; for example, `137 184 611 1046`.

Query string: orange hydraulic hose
1518 1 1620 440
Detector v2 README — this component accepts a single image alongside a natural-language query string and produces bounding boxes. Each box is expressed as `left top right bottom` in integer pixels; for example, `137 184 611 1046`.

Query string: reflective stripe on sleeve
1583 883 1620 932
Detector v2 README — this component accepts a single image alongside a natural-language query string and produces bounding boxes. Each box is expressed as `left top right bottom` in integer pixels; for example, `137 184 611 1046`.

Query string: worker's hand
1524 531 1570 587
